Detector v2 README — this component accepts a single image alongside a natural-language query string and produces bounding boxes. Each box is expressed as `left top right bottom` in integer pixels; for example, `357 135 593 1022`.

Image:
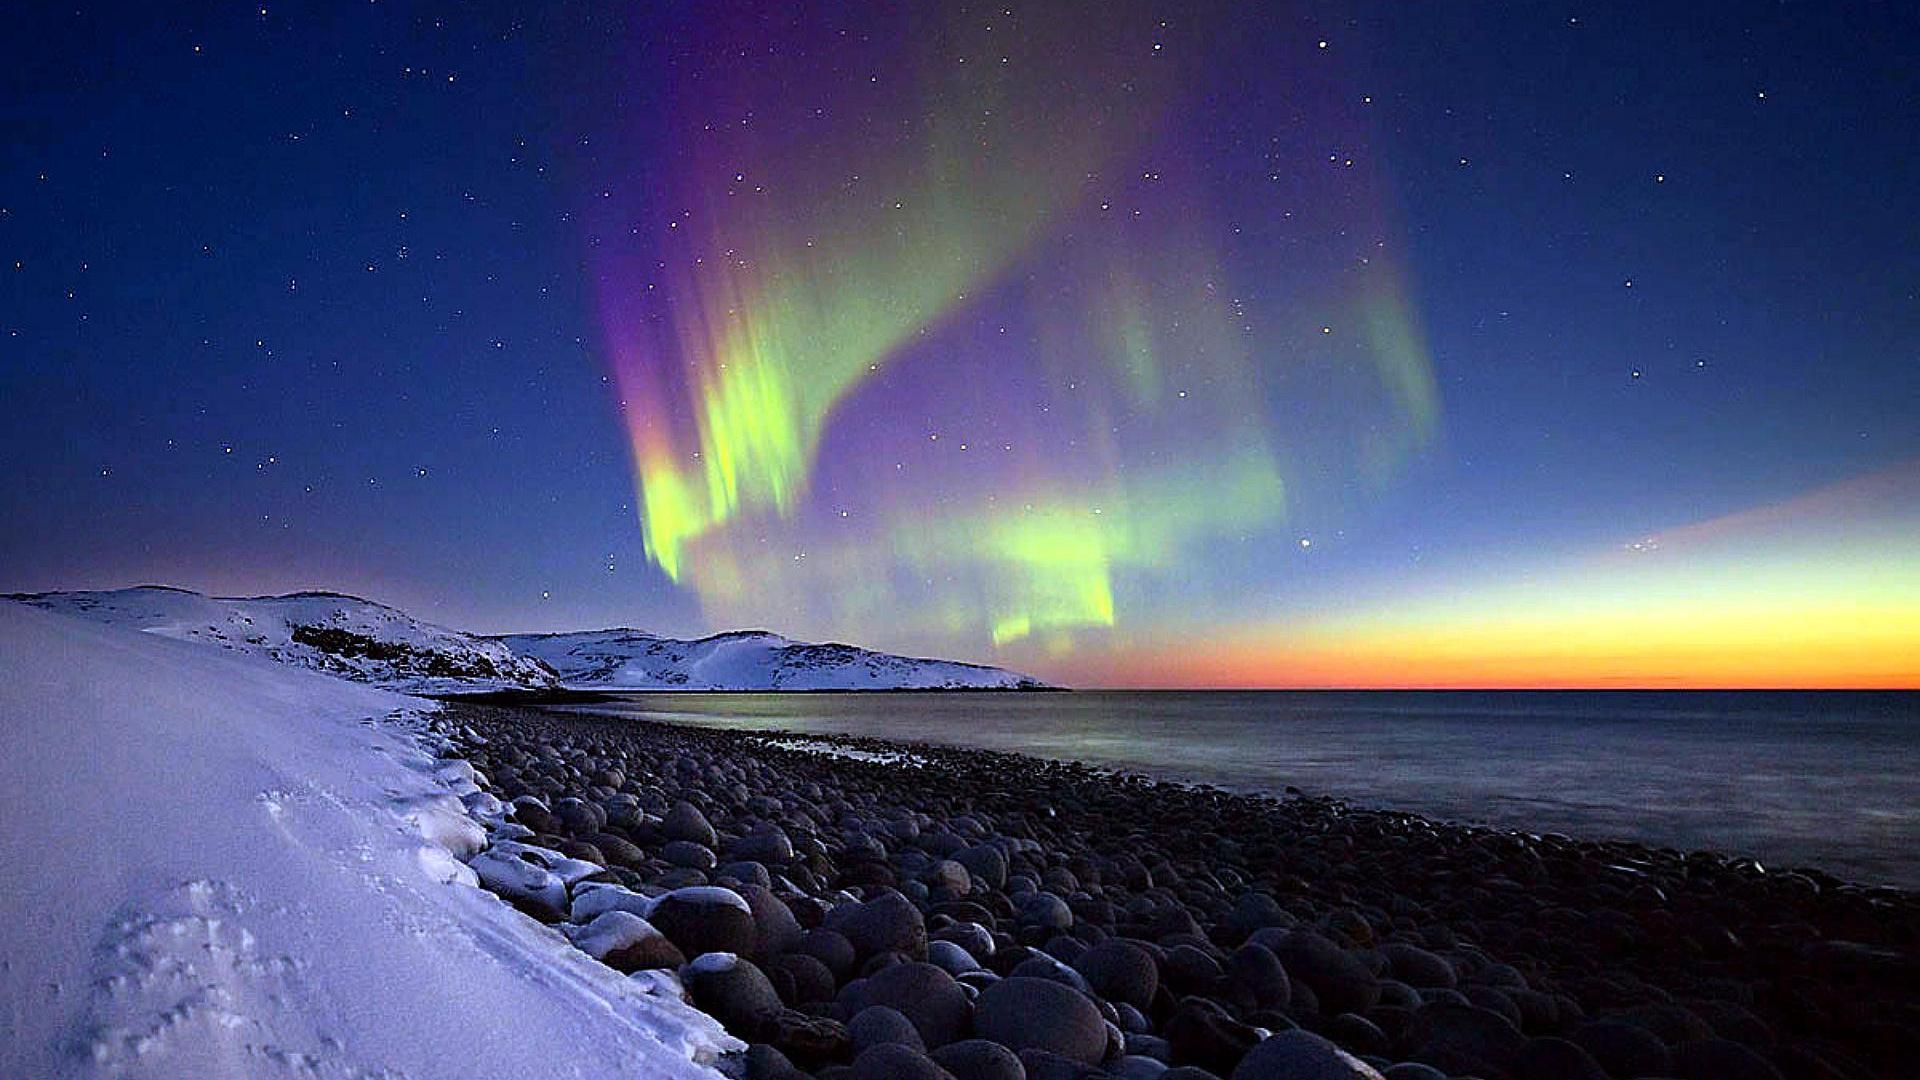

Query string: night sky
5 2 1918 687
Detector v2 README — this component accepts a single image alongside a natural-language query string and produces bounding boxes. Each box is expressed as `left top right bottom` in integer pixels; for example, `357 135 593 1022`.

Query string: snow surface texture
499 628 1047 690
10 586 558 694
0 601 736 1079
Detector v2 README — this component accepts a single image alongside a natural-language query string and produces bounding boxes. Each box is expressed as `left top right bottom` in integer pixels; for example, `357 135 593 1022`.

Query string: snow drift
0 600 736 1079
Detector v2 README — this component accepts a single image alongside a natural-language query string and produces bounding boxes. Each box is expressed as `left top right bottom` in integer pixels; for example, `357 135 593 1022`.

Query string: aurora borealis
4 2 1919 687
591 3 1437 660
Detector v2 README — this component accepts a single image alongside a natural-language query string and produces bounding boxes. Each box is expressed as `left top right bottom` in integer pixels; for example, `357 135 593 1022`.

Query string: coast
440 701 1919 1080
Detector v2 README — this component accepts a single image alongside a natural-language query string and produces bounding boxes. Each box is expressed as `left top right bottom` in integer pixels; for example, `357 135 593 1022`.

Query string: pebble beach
438 701 1920 1080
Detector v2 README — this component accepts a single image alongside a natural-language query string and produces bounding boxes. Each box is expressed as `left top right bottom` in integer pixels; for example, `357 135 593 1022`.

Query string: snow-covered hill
0 600 733 1080
497 628 1048 690
9 587 558 694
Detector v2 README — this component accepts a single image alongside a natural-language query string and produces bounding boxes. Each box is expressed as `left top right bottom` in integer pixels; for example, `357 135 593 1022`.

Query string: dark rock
850 1004 927 1053
1230 1029 1385 1079
931 939 986 976
851 1042 958 1080
1110 1056 1170 1079
1671 1037 1787 1080
957 846 1010 891
1020 893 1075 932
1225 943 1291 1010
744 1042 809 1080
1019 1047 1106 1080
769 951 838 1006
1570 1018 1674 1078
1400 1002 1525 1079
1164 1000 1262 1077
663 799 718 846
799 927 859 980
974 977 1109 1065
1511 1036 1608 1080
933 1038 1029 1080
839 962 971 1049
1271 931 1379 1016
733 826 796 864
649 886 758 958
1322 1013 1390 1059
663 839 719 870
828 890 928 960
1074 939 1160 1009
762 1008 852 1066
683 953 784 1038
1379 944 1455 990
741 883 805 958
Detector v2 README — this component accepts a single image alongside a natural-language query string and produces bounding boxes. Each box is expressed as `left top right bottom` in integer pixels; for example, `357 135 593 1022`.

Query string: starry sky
4 2 1918 687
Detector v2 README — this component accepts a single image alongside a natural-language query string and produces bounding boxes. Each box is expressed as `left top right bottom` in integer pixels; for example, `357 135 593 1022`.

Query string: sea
555 690 1920 890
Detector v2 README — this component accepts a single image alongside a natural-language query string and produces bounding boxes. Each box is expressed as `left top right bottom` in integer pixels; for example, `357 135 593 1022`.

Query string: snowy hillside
498 628 1048 690
0 600 734 1079
10 586 558 694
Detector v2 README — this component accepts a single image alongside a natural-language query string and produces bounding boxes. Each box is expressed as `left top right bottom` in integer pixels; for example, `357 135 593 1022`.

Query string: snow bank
12 586 557 693
0 601 736 1079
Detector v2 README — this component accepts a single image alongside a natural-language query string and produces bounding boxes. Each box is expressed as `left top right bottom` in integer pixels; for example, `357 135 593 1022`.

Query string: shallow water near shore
557 690 1920 889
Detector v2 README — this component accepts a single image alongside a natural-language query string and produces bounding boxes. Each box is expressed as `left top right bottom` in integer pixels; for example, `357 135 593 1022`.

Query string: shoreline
439 700 1918 1079
431 686 1071 704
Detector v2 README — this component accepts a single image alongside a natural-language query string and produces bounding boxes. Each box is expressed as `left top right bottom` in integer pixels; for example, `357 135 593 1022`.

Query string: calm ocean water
557 691 1920 889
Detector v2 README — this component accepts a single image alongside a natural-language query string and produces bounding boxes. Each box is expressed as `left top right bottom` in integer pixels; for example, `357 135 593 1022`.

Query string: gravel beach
436 701 1919 1080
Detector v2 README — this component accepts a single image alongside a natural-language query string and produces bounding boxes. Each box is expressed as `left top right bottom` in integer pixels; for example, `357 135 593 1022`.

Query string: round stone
973 976 1108 1065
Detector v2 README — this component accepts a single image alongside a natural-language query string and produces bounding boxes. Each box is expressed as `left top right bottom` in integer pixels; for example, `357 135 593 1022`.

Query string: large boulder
663 799 719 847
1379 943 1456 990
1073 940 1160 1009
850 1043 958 1080
649 886 758 958
1269 931 1379 1016
1401 1002 1526 1079
683 953 784 1039
1231 1030 1384 1079
932 1039 1028 1080
955 845 1009 891
839 961 971 1048
826 890 928 960
974 977 1109 1065
740 883 805 958
562 910 685 972
850 1005 928 1054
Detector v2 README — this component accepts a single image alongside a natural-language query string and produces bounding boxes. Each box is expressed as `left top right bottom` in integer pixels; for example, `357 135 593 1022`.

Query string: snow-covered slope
10 586 558 693
498 628 1048 690
0 600 734 1079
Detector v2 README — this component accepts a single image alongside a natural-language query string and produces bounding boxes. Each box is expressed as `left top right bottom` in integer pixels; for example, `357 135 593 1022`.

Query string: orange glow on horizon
1043 462 1920 690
